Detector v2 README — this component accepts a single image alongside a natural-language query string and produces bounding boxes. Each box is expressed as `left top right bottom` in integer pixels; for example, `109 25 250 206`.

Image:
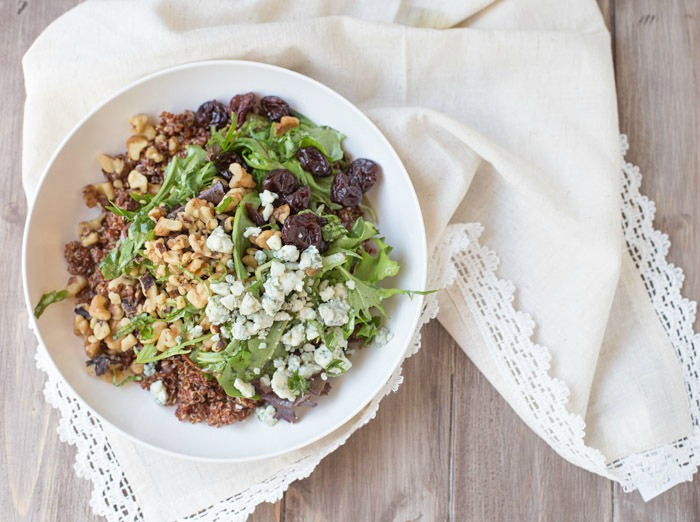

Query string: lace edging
33 224 470 522
605 135 700 491
446 135 700 493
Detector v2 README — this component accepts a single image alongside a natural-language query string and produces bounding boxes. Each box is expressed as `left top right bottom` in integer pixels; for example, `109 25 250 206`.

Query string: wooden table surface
2 1 698 521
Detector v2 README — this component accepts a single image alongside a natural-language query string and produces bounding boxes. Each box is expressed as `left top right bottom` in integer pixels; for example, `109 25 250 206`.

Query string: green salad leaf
34 289 69 318
232 192 260 280
352 237 400 283
134 333 213 364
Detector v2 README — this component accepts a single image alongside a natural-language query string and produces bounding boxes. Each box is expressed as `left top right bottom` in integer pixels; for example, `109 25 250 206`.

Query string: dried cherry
262 169 298 196
245 203 267 226
281 213 327 252
296 147 331 177
229 92 256 129
212 151 246 180
195 100 229 130
284 186 312 213
331 173 363 207
260 96 291 122
347 158 379 193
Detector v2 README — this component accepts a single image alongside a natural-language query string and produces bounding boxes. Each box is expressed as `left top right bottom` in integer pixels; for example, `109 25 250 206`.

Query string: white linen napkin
23 0 700 519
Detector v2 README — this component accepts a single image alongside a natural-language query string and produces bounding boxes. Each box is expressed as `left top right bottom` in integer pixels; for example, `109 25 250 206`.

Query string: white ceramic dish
22 60 426 462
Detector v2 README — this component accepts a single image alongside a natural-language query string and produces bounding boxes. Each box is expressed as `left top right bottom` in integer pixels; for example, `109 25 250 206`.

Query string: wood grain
1 1 698 521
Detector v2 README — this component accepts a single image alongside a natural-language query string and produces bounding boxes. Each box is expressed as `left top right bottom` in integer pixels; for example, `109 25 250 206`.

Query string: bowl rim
21 59 427 462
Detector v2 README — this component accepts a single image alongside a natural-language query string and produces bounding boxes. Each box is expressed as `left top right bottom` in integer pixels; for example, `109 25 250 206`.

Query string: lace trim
32 225 469 521
445 135 700 493
605 136 700 491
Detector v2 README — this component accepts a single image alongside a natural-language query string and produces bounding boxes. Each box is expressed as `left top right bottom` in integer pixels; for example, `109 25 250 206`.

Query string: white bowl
22 61 426 461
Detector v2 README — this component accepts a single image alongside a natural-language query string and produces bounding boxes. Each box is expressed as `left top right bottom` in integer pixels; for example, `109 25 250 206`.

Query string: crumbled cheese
281 323 305 348
271 368 296 401
190 325 203 338
374 327 394 347
273 358 286 369
229 280 245 297
234 378 255 398
231 318 252 340
143 362 156 377
239 294 262 315
345 279 356 290
243 226 262 238
266 234 282 251
255 404 278 426
287 355 301 373
319 286 335 302
260 374 271 387
220 294 239 311
225 274 235 284
270 260 285 278
262 204 273 221
314 345 333 367
253 367 261 375
205 297 231 325
333 283 348 299
210 281 230 296
274 311 292 321
299 246 322 270
262 294 283 315
299 306 317 321
306 322 320 341
259 190 278 207
150 380 167 405
211 333 220 342
299 362 322 379
226 259 235 270
274 245 300 263
205 226 234 254
254 250 267 265
318 299 350 326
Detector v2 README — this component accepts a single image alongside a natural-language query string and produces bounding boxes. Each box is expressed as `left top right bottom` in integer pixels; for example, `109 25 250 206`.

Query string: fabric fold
22 0 700 519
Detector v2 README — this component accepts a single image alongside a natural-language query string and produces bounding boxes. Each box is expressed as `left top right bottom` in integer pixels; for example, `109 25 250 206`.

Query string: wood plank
451 344 613 521
0 1 101 521
612 0 700 519
284 322 454 522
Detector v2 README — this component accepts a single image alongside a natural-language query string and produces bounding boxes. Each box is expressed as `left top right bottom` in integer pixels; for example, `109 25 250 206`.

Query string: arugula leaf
288 371 310 396
134 334 213 364
298 124 345 161
321 214 347 242
326 217 378 254
336 266 427 321
111 312 153 340
34 289 69 318
352 237 400 283
294 113 346 161
215 197 232 213
326 359 348 376
99 146 215 280
232 192 260 280
112 372 143 387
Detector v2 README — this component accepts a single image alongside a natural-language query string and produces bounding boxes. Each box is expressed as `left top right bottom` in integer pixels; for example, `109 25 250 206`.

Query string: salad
34 93 422 425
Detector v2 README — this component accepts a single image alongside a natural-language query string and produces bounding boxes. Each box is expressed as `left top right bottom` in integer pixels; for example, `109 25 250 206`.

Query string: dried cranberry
212 151 245 180
229 92 256 129
331 173 363 207
284 186 312 213
296 147 331 177
260 96 291 122
245 203 267 226
347 158 379 193
281 213 327 252
195 100 229 130
262 169 298 196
